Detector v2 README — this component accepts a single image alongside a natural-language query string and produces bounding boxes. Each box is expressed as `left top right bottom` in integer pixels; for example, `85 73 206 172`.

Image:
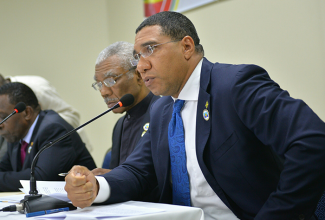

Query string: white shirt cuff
93 176 110 203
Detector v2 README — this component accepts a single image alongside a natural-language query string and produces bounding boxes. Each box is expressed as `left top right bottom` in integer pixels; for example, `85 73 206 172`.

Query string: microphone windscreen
14 102 26 113
119 94 135 107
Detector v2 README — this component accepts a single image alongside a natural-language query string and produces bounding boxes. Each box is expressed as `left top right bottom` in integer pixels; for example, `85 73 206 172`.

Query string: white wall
0 0 324 166
184 0 325 121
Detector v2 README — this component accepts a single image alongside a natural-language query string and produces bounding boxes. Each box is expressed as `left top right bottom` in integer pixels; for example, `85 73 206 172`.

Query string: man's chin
1 136 17 143
112 108 126 114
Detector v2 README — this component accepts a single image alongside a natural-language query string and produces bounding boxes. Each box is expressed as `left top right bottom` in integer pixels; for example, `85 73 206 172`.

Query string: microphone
0 102 26 125
7 94 134 216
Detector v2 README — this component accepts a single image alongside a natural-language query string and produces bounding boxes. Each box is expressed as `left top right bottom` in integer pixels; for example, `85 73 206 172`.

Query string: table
0 192 204 220
0 192 24 197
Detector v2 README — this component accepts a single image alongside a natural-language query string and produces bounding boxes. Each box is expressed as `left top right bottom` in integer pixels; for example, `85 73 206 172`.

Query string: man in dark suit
90 41 159 172
0 82 96 191
65 12 325 220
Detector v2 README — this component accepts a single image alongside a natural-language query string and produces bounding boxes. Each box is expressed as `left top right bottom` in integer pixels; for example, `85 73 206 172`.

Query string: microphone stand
20 103 121 214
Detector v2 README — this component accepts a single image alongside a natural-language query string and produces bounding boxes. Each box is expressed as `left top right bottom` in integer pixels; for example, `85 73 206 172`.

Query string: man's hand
64 165 98 208
91 168 111 176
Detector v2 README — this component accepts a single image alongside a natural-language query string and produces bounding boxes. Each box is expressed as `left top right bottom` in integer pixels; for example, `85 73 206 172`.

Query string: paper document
19 180 70 202
20 180 66 195
35 203 165 219
0 194 25 203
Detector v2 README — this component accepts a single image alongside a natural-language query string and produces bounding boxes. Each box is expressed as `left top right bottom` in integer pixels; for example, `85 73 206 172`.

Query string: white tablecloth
0 192 204 220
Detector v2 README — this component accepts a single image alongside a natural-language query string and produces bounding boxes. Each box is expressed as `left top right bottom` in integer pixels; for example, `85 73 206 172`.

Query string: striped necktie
20 140 28 165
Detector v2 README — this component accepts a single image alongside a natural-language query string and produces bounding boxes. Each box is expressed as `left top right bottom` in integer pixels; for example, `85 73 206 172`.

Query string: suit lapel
195 58 234 210
22 111 45 169
158 101 173 188
196 58 212 162
11 142 20 171
196 88 211 161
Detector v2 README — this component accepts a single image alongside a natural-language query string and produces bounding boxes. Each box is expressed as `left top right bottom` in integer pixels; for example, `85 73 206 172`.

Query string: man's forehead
0 94 9 103
94 60 124 79
0 95 13 112
134 26 167 49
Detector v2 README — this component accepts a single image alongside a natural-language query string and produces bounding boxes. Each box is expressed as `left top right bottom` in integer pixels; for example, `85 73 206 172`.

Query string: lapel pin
203 109 210 121
143 123 149 131
141 131 146 137
141 123 150 137
28 142 33 154
203 101 209 121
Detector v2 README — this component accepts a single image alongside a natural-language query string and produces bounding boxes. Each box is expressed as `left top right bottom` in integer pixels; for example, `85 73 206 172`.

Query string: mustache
103 97 119 105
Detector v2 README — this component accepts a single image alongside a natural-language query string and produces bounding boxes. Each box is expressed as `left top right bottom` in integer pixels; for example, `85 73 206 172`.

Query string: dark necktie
315 191 325 220
20 140 28 165
168 99 191 206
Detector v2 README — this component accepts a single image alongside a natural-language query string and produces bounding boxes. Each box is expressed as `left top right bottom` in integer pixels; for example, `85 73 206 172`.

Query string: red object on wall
144 0 172 17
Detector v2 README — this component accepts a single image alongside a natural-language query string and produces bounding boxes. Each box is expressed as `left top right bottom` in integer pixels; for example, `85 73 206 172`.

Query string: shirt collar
22 115 39 144
172 58 203 102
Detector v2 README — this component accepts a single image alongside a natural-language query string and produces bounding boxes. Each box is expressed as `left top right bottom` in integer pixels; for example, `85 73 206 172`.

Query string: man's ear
181 36 196 60
23 106 34 120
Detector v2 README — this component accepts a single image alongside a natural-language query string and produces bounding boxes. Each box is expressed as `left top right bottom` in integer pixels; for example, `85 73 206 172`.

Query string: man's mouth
107 102 117 108
144 77 155 86
104 97 119 108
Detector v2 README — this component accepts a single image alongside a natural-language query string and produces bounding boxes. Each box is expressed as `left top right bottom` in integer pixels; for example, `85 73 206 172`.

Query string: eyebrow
141 41 157 47
93 71 117 81
103 71 118 78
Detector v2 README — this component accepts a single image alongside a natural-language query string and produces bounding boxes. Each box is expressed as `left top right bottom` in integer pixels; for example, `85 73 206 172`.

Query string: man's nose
136 56 151 74
100 85 113 97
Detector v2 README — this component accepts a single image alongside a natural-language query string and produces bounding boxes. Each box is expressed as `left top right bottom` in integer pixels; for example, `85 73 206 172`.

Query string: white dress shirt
95 59 239 220
22 115 39 144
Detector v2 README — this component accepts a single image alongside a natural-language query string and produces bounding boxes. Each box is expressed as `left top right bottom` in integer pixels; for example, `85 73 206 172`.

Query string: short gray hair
96 41 135 78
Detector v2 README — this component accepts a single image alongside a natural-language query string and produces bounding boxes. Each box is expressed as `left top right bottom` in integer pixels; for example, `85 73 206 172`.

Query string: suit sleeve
0 122 81 192
0 144 32 191
0 146 14 172
100 128 157 204
231 65 325 219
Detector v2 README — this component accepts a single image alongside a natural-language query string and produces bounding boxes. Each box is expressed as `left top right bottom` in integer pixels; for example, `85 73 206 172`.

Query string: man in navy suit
0 82 96 191
65 12 325 220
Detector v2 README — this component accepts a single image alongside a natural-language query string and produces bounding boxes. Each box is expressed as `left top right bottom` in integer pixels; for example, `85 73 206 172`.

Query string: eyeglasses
130 40 180 66
92 68 134 91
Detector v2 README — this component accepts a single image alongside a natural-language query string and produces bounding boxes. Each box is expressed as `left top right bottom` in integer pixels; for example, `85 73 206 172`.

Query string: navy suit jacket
0 110 96 191
101 58 325 220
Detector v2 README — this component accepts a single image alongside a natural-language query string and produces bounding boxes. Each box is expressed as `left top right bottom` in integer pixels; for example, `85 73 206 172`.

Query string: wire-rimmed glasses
92 68 134 91
130 40 180 66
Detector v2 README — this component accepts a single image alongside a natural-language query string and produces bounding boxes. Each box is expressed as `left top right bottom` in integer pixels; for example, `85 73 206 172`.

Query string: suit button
298 214 304 220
